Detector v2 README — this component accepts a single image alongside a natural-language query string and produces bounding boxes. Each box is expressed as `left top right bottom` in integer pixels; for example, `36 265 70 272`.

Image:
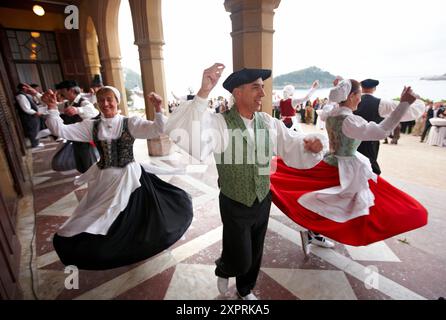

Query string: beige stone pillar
224 0 281 115
128 0 168 120
93 0 128 115
84 17 101 82
79 0 102 85
129 0 171 156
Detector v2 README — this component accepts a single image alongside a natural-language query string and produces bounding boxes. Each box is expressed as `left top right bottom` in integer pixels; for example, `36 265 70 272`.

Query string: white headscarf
99 86 121 104
329 79 352 103
283 85 295 99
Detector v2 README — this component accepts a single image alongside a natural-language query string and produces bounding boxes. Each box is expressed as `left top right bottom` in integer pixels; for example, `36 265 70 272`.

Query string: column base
148 134 172 156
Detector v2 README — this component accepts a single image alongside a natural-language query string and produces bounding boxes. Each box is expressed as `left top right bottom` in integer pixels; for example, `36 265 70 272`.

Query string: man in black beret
48 79 99 173
222 68 272 92
354 79 385 174
166 64 326 300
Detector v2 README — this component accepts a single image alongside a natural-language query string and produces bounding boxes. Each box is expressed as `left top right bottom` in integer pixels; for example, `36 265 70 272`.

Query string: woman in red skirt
271 80 428 251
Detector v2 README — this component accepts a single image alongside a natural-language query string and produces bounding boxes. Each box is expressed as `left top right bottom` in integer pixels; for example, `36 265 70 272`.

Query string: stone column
129 0 168 120
93 0 128 115
129 0 171 156
98 56 128 115
79 0 102 86
84 18 101 82
224 0 281 115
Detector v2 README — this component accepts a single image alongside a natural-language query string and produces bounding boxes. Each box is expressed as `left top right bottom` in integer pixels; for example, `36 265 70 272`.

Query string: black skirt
53 169 193 270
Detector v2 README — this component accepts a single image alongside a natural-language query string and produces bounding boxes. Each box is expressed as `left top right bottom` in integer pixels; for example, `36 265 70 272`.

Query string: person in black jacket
15 83 44 148
353 79 384 175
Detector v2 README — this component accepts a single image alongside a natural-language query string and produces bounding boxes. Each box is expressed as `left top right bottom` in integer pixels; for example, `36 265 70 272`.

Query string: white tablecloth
427 118 446 147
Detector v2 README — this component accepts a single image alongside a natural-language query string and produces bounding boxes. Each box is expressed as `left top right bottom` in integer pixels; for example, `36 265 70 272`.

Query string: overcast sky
119 0 446 98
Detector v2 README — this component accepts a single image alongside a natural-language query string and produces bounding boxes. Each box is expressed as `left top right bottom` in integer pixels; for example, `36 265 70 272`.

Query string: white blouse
165 96 327 170
16 93 42 115
299 100 425 222
45 111 167 237
46 110 166 142
272 87 317 108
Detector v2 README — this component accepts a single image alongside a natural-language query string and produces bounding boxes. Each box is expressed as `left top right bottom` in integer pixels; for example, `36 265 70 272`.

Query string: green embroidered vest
215 107 272 207
324 115 361 166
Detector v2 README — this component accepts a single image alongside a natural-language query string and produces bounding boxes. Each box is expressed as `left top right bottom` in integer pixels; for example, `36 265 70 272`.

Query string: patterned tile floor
18 129 446 300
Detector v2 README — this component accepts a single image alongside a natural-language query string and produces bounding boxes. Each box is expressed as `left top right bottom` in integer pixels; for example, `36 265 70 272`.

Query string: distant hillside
273 66 336 88
420 73 446 81
123 68 142 89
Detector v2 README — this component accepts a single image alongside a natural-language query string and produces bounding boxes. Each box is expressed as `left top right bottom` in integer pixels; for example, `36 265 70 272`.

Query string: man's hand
64 106 78 116
312 80 320 89
303 137 323 153
197 63 225 99
41 90 58 109
400 86 417 105
148 92 163 113
23 83 38 96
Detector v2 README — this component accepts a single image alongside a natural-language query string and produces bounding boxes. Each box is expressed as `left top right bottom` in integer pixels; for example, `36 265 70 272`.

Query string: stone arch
84 16 101 83
90 0 128 114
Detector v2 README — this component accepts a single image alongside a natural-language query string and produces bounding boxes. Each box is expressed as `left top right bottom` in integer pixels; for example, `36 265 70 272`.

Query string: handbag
51 141 77 172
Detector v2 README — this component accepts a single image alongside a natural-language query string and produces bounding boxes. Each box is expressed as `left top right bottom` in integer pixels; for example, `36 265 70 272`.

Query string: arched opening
85 16 101 84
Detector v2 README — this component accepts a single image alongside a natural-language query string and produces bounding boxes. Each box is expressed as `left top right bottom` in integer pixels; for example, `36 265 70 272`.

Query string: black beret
223 68 272 93
360 79 379 89
56 80 79 89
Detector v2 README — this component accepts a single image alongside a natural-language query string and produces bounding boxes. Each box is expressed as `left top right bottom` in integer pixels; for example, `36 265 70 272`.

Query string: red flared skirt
270 157 428 246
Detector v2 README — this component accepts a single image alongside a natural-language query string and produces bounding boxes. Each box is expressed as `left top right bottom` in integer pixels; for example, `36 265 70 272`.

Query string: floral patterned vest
324 115 361 166
92 117 135 169
215 107 272 207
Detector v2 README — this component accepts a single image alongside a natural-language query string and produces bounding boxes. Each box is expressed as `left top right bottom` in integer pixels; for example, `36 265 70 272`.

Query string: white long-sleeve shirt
299 101 422 222
57 94 99 120
49 111 167 237
272 87 317 109
362 93 425 122
345 100 423 140
319 98 424 141
45 110 166 142
166 96 327 170
15 93 42 115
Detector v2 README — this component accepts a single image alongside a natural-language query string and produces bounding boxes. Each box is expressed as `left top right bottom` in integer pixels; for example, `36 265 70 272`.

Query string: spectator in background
355 79 424 173
15 83 45 148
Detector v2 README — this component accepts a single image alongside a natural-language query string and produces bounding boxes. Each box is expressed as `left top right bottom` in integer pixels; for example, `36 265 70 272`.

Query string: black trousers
215 191 271 296
400 120 415 134
20 114 40 147
420 122 432 142
357 141 381 175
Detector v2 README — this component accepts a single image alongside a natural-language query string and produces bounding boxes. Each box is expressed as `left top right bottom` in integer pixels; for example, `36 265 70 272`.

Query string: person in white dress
270 80 427 249
272 81 319 132
42 86 193 270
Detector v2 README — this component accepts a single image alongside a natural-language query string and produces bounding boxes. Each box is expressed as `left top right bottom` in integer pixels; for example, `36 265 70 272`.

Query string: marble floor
17 129 446 300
